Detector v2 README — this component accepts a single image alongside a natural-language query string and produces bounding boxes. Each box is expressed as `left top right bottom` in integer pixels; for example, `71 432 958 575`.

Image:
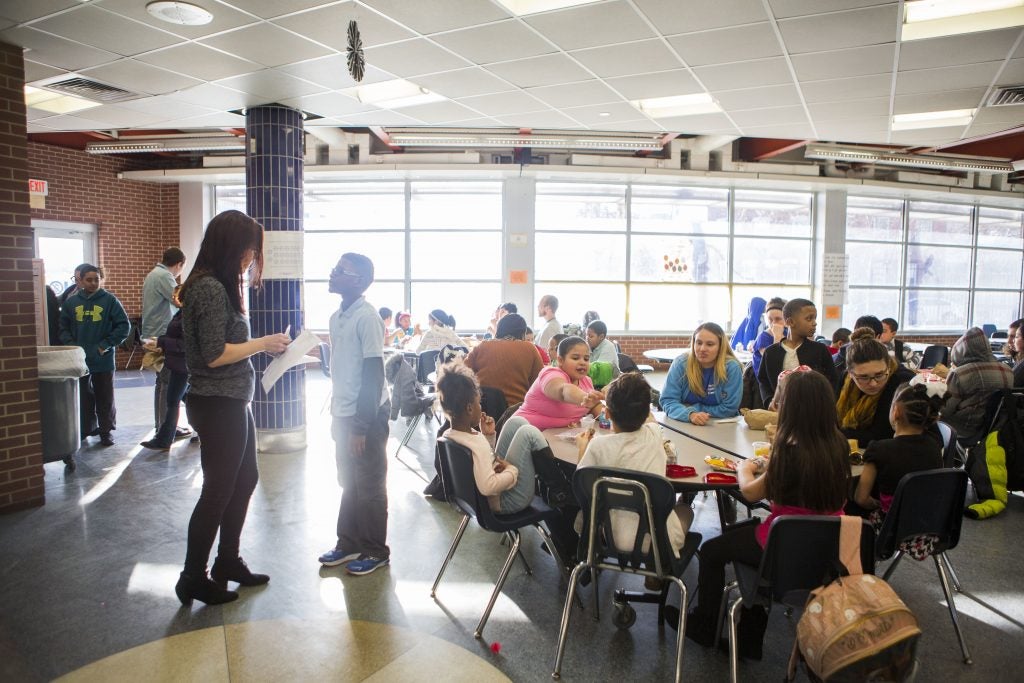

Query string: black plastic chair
120 317 143 370
876 468 971 664
552 467 702 683
936 420 962 468
920 344 950 369
618 352 654 374
431 437 566 639
716 516 876 683
417 348 441 391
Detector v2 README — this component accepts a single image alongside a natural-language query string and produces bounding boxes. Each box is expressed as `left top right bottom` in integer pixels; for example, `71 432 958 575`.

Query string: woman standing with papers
175 210 290 606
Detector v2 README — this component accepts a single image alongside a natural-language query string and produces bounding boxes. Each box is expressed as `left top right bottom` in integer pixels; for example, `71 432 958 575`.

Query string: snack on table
740 408 778 431
704 455 738 472
764 422 777 443
752 441 771 458
930 362 949 379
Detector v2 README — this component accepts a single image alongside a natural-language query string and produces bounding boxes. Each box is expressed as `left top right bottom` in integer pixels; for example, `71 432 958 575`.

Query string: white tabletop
643 347 753 365
657 413 763 460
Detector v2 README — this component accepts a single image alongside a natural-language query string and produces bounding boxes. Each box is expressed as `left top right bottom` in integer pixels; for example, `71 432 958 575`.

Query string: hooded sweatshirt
731 296 766 350
943 327 1013 441
59 287 130 374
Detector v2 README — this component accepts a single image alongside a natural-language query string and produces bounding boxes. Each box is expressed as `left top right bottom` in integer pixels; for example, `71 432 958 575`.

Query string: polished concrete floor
1 369 1022 682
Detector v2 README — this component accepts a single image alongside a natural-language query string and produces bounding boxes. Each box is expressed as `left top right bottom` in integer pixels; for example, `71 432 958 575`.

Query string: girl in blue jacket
661 322 743 425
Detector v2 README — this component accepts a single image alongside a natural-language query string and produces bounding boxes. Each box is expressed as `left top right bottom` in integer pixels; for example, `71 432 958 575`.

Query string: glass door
32 220 97 296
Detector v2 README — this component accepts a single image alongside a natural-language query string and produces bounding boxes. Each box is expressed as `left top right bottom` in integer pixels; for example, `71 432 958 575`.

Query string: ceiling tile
0 0 79 23
807 97 890 121
79 59 203 96
497 110 582 129
973 103 1024 125
414 67 516 99
767 0 893 19
570 40 681 78
604 69 703 99
712 83 801 110
59 104 167 128
896 62 1000 95
633 0 768 34
277 92 376 117
589 118 662 132
526 80 621 109
23 112 109 131
485 54 591 88
278 56 391 90
217 0 326 20
964 121 1020 137
396 100 481 124
24 59 67 83
524 1 654 52
893 88 986 114
97 0 257 40
801 73 892 102
432 20 555 64
172 83 264 110
272 2 414 51
169 111 248 128
361 0 510 34
899 29 1020 71
741 122 815 138
668 23 782 67
562 101 647 125
343 110 423 126
777 5 899 54
29 6 180 57
363 39 471 77
216 70 327 101
0 26 119 70
693 57 793 90
729 105 809 127
200 23 332 68
655 112 738 132
116 96 219 120
790 44 895 81
889 126 965 145
815 120 890 143
996 58 1024 86
135 43 260 82
456 91 550 116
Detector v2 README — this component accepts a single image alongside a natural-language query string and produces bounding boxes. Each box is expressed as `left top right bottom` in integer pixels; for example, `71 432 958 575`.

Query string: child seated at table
850 380 945 516
660 322 743 425
576 373 693 565
757 298 837 403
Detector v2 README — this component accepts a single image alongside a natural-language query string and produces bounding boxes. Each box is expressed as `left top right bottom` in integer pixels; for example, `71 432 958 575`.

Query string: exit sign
28 179 48 195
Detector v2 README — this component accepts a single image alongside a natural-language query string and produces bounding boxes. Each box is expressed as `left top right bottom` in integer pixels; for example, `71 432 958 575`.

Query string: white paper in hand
261 328 319 394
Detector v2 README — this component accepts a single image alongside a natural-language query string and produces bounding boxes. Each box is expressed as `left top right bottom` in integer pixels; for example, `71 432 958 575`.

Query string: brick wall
28 143 180 318
0 42 43 513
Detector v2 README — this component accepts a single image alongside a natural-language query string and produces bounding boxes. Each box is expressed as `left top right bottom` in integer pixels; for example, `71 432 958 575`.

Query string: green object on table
588 361 614 389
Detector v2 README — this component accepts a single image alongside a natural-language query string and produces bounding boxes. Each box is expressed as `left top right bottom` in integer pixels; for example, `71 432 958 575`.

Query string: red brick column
0 41 43 512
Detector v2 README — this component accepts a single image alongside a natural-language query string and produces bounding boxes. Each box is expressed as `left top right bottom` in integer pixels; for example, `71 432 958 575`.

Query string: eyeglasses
851 370 889 385
330 267 360 279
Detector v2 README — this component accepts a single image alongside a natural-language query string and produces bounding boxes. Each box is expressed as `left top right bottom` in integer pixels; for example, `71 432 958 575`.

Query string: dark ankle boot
734 606 767 661
175 571 239 606
210 556 270 587
531 446 574 507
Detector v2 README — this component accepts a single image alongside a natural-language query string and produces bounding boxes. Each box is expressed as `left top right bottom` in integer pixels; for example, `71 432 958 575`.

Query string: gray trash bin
37 346 89 468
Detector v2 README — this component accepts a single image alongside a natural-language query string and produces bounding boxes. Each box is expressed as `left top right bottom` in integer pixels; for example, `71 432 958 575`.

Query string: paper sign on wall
822 252 849 304
509 269 528 284
261 231 304 279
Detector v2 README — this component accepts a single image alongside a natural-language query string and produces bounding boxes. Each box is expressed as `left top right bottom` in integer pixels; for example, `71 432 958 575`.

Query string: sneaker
99 433 115 447
174 427 194 440
318 548 360 567
345 555 389 576
140 439 171 451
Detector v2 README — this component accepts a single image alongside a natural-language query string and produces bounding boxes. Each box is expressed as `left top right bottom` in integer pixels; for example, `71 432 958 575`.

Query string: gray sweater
182 275 254 401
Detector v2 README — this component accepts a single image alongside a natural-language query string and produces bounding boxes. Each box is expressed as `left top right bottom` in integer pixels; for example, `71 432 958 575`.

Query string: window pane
304 281 405 331
905 245 971 287
733 190 812 238
845 289 901 328
536 183 626 232
730 286 812 333
973 290 1021 329
630 186 729 234
535 233 626 280
978 207 1024 249
733 238 810 284
975 248 1023 289
904 289 969 331
410 232 501 279
630 284 730 332
304 232 405 281
846 241 902 286
411 281 501 332
630 234 729 283
305 183 405 231
908 201 972 245
846 196 904 241
534 283 626 331
410 182 502 230
215 185 246 213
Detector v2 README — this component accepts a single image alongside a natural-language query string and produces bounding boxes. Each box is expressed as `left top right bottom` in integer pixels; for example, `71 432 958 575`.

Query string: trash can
37 346 89 468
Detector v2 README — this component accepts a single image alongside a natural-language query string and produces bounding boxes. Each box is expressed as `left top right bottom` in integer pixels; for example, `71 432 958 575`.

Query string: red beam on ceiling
933 125 1024 160
738 137 809 161
369 126 398 149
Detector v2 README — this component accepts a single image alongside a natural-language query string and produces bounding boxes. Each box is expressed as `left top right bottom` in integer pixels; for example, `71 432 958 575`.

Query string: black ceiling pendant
347 20 365 82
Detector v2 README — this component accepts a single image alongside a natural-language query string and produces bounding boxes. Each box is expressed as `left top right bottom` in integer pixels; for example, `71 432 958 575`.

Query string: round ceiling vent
145 1 214 26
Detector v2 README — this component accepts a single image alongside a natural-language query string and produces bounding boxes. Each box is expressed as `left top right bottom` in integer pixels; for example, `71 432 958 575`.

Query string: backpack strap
838 515 863 576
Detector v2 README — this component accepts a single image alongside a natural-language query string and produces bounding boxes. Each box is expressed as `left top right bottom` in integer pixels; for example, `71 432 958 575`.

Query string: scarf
836 356 898 430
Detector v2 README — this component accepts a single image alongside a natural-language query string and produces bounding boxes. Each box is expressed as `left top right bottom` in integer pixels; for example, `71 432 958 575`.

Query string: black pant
153 366 169 431
183 394 258 576
79 372 115 436
694 522 764 619
151 370 189 447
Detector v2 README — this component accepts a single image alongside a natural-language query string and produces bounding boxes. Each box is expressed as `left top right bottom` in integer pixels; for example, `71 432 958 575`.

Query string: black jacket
757 339 838 404
838 365 916 447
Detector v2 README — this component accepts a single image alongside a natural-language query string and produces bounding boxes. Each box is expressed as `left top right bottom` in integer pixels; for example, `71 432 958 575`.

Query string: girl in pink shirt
515 336 605 430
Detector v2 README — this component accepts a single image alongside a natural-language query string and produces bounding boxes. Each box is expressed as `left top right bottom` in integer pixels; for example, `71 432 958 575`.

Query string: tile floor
1 370 1022 682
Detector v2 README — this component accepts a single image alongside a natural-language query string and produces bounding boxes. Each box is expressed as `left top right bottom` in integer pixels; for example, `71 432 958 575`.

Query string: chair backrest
876 469 968 559
417 348 441 385
920 345 949 369
572 466 678 575
617 353 640 373
437 437 511 532
982 323 997 338
318 342 331 378
757 516 875 605
936 421 958 468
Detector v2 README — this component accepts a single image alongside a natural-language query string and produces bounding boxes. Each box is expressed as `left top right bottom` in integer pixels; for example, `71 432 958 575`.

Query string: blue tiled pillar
246 104 305 453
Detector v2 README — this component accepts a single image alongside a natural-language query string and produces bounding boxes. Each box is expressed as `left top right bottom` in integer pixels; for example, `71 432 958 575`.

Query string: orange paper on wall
825 305 841 320
509 270 527 284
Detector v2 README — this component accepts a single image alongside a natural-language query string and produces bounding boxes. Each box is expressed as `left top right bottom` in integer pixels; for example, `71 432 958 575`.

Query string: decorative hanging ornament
347 20 365 82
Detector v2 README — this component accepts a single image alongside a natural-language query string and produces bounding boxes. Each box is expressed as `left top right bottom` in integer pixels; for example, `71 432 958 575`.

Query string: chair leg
591 567 601 621
552 563 588 679
669 577 688 683
398 413 422 450
715 580 738 649
431 514 469 598
935 553 973 664
511 531 532 575
727 595 744 683
941 553 963 592
475 528 521 639
881 550 905 581
534 524 582 610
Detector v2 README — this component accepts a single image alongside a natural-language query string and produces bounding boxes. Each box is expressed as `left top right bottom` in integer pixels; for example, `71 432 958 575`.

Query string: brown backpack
794 517 921 681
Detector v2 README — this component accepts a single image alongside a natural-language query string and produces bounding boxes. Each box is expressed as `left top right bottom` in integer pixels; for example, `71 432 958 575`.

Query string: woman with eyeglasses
835 327 915 448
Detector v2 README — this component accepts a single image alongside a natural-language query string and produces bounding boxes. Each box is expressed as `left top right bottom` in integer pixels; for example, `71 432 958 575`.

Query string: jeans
151 370 188 447
333 403 391 559
79 372 115 436
494 415 546 513
183 395 258 575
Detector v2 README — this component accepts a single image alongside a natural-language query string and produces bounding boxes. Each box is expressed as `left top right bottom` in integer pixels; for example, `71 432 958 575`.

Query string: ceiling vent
987 85 1024 107
36 76 143 103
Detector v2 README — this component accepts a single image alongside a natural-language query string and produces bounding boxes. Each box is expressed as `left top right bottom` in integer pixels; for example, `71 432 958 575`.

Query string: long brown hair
180 210 264 313
764 371 848 511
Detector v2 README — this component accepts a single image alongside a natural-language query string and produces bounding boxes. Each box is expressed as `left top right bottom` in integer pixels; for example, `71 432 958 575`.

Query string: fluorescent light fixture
903 0 1024 40
892 108 976 130
86 136 246 154
388 132 664 152
341 79 444 109
493 0 602 16
630 93 721 119
805 142 1013 173
24 85 101 114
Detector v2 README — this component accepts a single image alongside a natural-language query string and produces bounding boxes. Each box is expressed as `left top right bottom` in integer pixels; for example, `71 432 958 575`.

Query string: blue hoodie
732 296 766 350
59 288 129 373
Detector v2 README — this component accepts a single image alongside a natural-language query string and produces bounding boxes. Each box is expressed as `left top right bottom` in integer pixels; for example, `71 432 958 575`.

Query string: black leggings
183 394 258 576
694 522 764 619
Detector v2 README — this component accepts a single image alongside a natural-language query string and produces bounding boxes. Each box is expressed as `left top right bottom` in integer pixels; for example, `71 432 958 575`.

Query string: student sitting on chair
417 308 462 352
942 326 1014 443
660 322 742 425
757 298 837 403
585 320 620 373
515 335 605 430
750 296 786 379
829 327 851 356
